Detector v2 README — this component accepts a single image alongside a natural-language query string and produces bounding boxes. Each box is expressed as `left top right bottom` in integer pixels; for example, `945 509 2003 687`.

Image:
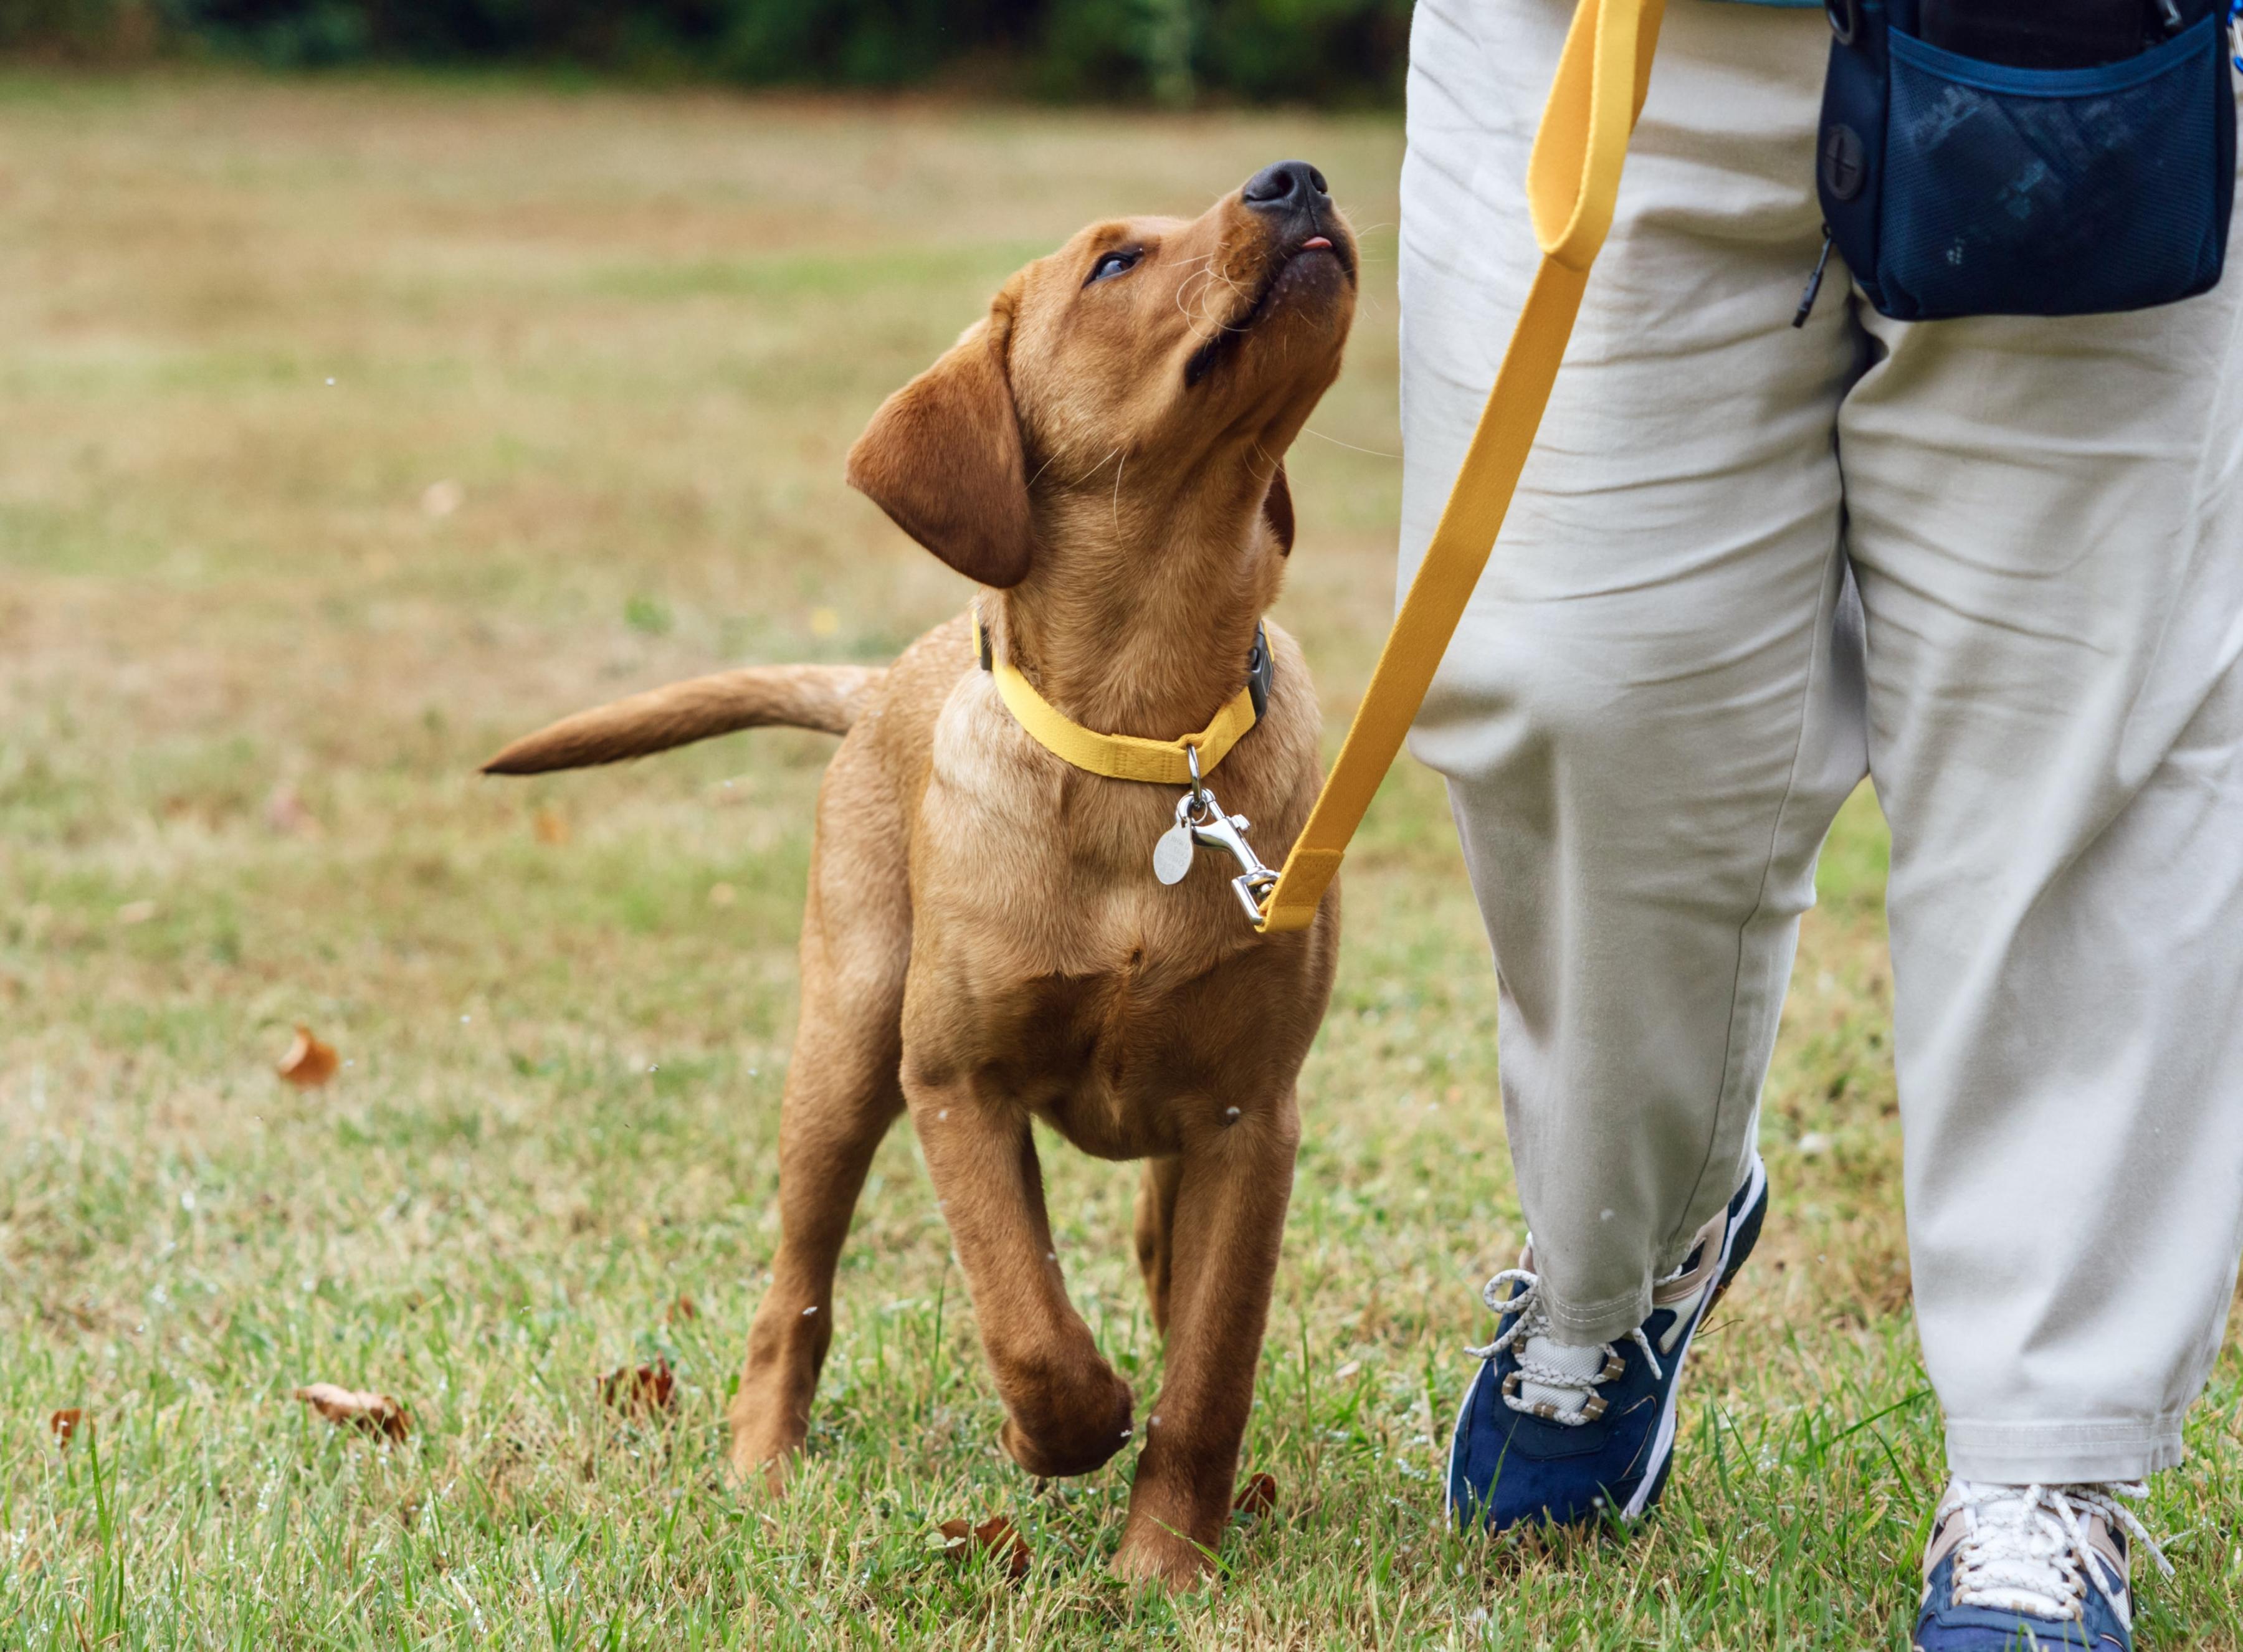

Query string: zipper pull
1792 226 1835 330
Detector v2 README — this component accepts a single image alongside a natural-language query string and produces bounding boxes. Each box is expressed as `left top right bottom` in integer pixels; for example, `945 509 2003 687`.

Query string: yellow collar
971 609 1272 786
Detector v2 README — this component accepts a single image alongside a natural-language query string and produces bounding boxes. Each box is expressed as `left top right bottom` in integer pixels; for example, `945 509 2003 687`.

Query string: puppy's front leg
911 1078 1136 1478
1113 1091 1300 1588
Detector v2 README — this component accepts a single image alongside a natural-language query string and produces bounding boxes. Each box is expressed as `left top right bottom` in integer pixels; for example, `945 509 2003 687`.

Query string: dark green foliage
152 0 1041 80
1196 0 1411 104
0 0 1411 101
1041 0 1409 107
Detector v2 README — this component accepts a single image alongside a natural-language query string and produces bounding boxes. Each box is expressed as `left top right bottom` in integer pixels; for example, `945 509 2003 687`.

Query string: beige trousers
1401 0 2243 1480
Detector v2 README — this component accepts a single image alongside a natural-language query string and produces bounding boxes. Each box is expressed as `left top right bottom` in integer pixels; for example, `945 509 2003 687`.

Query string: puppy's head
847 161 1358 589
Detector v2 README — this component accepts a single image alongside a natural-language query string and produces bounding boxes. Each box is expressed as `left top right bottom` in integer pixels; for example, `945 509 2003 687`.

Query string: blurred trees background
0 0 1412 102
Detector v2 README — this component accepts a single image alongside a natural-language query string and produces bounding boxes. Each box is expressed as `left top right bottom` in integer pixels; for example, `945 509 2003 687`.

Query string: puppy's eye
1086 248 1142 285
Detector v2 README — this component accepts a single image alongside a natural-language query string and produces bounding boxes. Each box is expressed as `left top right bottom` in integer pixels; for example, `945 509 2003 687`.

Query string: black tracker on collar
1243 622 1274 720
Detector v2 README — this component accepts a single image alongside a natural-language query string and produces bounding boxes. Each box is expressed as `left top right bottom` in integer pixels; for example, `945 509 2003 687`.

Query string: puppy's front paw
723 1399 805 1495
1110 1523 1216 1591
723 1440 793 1496
996 1364 1135 1479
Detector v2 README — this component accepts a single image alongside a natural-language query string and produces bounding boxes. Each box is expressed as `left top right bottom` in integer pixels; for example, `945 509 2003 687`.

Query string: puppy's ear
1260 462 1295 556
846 306 1034 589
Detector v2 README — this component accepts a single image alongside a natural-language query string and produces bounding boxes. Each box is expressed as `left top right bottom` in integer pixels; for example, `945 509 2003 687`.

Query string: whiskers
1174 250 1256 340
1301 426 1401 459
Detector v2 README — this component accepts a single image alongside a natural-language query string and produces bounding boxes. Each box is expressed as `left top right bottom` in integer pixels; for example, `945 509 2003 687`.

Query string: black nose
1241 160 1329 214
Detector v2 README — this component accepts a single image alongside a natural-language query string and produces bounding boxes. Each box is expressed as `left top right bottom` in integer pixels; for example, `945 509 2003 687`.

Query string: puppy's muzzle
1241 159 1331 237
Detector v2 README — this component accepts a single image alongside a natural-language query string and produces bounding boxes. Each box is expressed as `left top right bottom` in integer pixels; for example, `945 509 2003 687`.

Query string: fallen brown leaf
293 1383 409 1442
665 1294 698 1323
1232 1471 1279 1518
533 807 570 845
49 1408 85 1449
938 1515 1030 1583
597 1358 675 1415
277 1026 339 1088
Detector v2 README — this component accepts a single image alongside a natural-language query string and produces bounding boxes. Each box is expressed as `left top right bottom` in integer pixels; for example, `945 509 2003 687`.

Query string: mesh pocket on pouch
1877 16 2234 317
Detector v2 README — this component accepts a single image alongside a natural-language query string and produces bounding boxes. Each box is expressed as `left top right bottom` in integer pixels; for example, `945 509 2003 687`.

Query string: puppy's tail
481 663 884 775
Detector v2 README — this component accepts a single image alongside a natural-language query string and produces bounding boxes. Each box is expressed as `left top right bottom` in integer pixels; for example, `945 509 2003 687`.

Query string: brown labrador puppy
485 160 1355 1585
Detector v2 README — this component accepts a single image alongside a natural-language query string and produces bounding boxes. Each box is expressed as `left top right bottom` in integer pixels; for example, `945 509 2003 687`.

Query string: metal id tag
1153 821 1196 885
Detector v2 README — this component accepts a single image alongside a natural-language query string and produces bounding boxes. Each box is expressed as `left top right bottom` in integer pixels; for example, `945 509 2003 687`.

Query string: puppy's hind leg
726 756 908 1491
725 928 903 1489
1133 1157 1183 1336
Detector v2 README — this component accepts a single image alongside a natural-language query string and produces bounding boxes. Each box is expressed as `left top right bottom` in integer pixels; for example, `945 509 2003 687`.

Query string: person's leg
1842 271 2243 1488
1402 0 1859 1345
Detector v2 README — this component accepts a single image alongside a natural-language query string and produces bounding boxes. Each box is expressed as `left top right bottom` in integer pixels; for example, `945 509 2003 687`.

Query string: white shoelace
1464 1266 1660 1427
1945 1481 2172 1623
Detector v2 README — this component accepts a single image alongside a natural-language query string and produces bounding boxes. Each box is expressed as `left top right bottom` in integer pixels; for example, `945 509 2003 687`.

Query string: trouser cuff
1943 1415 2188 1484
1538 1280 1655 1346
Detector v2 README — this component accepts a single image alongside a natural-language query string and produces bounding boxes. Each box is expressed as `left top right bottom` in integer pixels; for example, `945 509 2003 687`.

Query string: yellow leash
1254 0 1668 934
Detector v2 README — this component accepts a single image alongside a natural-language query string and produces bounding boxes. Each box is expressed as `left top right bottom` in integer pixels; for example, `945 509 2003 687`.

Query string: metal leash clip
1151 746 1282 924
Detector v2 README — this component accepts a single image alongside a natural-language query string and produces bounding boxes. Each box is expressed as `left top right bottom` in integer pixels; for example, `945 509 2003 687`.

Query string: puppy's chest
912 688 1318 1152
920 870 1269 1157
981 944 1237 1157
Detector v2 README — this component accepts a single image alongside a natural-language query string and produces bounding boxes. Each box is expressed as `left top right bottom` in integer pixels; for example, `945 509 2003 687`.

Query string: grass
2 70 2239 1650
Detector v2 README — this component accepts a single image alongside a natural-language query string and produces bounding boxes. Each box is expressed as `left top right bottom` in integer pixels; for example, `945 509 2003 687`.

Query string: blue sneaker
1446 1154 1768 1531
1913 1480 2169 1651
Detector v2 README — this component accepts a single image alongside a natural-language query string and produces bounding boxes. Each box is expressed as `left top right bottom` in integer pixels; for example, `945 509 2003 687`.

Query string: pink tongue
1303 236 1333 250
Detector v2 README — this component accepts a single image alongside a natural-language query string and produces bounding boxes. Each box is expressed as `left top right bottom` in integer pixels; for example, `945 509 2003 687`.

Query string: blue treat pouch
1812 0 2239 319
